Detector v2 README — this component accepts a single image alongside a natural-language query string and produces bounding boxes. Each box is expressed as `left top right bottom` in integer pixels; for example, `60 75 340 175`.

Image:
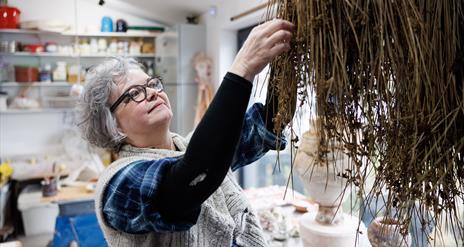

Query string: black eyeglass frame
110 76 164 112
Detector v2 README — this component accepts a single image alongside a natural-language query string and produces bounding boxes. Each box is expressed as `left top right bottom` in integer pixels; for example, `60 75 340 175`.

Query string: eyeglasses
110 76 164 112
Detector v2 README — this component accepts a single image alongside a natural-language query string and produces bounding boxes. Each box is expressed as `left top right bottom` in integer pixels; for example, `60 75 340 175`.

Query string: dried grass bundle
267 0 464 243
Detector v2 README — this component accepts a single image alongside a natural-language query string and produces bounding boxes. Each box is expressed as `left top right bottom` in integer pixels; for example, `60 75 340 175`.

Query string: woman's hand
229 19 294 82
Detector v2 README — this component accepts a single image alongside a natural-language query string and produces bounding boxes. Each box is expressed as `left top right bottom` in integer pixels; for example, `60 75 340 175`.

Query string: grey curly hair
77 57 144 151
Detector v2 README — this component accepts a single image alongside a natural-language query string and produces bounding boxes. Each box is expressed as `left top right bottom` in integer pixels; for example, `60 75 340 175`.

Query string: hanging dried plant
267 0 464 243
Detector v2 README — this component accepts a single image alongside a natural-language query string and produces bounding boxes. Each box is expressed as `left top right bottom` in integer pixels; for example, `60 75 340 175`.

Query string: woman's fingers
269 43 291 58
260 19 295 38
229 19 294 81
266 30 292 48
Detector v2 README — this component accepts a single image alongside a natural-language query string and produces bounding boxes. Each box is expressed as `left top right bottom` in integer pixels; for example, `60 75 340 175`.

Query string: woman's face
111 69 173 138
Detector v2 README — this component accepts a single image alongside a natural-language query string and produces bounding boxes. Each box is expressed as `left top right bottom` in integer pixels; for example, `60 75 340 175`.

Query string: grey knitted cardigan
95 133 267 247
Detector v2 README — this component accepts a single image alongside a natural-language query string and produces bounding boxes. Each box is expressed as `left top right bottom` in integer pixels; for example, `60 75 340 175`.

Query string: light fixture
208 5 217 16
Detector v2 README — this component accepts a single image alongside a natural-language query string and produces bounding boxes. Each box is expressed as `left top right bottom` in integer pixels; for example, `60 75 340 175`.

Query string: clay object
367 217 411 247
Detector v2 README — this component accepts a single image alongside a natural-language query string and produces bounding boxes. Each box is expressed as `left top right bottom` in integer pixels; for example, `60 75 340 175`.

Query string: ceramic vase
367 217 411 247
294 129 350 224
295 127 368 247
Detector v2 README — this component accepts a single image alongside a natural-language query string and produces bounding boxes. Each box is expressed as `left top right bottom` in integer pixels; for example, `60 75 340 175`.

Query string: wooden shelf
0 52 156 58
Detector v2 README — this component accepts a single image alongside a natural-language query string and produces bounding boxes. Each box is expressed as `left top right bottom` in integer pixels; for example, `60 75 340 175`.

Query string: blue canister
101 16 113 32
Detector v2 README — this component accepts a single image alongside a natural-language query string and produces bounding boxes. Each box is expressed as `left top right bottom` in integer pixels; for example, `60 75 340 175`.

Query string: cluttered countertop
244 186 316 247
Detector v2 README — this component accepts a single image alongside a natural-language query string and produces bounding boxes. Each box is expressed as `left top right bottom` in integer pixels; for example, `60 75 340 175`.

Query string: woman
78 19 294 247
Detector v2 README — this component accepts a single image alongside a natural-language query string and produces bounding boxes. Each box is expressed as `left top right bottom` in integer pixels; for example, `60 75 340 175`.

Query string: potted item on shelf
108 38 117 54
0 40 7 52
39 64 52 82
101 16 113 32
129 40 142 55
44 42 58 53
15 65 39 82
68 64 84 83
117 40 128 54
98 38 107 53
89 38 98 54
22 44 45 53
57 44 74 55
53 61 67 82
1 40 17 53
0 62 14 82
0 3 20 29
115 19 127 32
142 42 155 54
0 60 14 82
79 38 91 55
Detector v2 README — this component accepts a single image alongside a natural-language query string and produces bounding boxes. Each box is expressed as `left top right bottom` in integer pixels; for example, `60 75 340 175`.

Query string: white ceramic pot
295 129 371 247
295 130 350 224
367 217 411 247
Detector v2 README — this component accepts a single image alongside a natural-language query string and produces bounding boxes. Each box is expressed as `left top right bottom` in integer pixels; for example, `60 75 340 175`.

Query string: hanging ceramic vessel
367 217 411 247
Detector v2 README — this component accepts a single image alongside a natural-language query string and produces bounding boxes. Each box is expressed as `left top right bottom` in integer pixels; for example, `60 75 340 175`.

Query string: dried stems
267 0 464 243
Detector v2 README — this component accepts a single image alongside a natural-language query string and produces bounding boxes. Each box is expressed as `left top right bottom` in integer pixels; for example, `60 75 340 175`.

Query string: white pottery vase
367 217 411 247
295 128 369 247
294 129 350 224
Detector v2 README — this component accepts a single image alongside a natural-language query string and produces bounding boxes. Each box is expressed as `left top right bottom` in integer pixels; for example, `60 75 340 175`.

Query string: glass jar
53 62 67 82
40 64 52 82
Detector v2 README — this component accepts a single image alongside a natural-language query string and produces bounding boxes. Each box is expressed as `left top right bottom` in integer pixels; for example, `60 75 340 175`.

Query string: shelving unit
0 28 158 114
0 81 77 114
0 82 72 87
0 28 161 37
0 52 156 58
62 32 161 38
0 108 74 114
0 25 206 157
0 29 60 35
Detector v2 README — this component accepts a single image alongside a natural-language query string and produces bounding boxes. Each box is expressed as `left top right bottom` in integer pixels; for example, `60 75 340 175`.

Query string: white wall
8 0 165 32
199 0 269 87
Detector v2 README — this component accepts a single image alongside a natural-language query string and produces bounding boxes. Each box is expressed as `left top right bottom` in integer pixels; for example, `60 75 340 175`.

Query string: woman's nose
146 87 159 101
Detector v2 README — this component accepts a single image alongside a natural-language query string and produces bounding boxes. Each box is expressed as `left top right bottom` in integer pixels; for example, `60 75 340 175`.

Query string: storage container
0 6 20 29
17 185 59 236
15 66 39 82
53 62 67 82
39 64 52 82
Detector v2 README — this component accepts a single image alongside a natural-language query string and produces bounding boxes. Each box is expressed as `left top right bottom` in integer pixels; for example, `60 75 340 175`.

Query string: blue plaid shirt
102 103 286 243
